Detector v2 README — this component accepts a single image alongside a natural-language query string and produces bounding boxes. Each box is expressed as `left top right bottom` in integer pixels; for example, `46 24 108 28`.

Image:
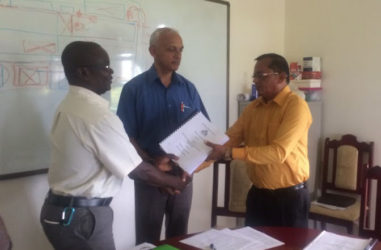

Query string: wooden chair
309 134 374 234
359 166 381 240
211 159 252 227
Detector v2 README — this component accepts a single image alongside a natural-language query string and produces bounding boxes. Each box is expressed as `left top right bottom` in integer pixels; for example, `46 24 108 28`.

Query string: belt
46 191 112 208
254 182 306 192
277 182 306 191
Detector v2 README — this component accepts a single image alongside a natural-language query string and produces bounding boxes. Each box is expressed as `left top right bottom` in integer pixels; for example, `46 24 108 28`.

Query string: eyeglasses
252 72 279 80
79 64 111 71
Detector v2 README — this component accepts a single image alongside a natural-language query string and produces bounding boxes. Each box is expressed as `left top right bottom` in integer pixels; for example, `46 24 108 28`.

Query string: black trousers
134 180 192 244
245 184 310 228
40 200 115 250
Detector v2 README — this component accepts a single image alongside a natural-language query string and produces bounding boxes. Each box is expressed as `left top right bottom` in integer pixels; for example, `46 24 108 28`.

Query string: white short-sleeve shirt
48 85 142 198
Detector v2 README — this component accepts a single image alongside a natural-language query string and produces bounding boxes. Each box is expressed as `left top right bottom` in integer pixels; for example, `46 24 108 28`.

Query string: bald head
148 28 183 75
149 27 180 48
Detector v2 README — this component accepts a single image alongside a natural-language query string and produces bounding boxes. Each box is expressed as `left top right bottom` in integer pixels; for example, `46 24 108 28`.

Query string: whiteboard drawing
0 0 228 179
12 63 50 87
0 63 9 88
23 40 57 54
0 0 153 176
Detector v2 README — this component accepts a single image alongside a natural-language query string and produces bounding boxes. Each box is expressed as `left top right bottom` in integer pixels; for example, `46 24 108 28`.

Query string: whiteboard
0 0 229 178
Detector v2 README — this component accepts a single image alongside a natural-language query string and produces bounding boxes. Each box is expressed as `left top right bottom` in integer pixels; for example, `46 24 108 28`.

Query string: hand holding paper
154 154 179 172
159 112 229 174
205 141 230 161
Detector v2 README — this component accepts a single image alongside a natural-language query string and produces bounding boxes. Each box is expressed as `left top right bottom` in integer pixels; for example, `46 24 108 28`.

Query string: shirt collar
255 85 291 107
147 64 180 86
68 85 109 108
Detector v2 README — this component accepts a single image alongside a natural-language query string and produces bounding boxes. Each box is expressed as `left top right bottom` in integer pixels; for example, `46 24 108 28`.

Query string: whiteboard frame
0 0 230 180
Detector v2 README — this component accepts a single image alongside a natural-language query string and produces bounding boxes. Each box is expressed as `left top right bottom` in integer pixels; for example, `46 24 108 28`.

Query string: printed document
303 230 372 250
159 112 229 174
180 227 284 250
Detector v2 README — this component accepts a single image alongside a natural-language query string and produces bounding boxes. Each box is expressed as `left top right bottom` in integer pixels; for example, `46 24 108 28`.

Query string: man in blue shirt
117 27 209 244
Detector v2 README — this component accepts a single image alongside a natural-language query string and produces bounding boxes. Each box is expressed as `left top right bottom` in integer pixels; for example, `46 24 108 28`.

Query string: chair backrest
211 159 251 227
321 134 374 195
359 166 381 240
228 160 252 213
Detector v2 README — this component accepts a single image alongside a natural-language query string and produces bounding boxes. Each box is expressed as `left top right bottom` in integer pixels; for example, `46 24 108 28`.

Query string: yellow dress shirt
227 86 312 189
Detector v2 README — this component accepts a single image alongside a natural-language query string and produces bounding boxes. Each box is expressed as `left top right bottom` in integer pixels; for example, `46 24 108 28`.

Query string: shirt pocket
179 102 197 120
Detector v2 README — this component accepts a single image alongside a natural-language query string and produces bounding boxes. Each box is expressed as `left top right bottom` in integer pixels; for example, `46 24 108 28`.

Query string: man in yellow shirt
207 53 312 227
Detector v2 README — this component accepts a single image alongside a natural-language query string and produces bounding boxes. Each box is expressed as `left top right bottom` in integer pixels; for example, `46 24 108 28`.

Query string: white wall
284 0 381 165
228 0 285 125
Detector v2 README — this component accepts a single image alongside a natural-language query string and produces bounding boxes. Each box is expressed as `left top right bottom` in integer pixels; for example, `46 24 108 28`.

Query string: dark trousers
134 181 193 244
40 200 115 250
245 184 310 228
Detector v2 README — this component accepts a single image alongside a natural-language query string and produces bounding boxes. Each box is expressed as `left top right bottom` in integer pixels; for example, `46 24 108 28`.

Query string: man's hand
154 154 179 172
181 170 192 183
128 161 186 191
205 141 229 161
159 170 191 195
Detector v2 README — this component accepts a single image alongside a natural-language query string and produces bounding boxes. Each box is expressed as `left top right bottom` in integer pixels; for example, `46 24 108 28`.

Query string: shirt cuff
232 147 246 160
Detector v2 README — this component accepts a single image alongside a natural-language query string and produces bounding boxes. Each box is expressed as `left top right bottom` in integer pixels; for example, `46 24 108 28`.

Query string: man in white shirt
40 41 186 250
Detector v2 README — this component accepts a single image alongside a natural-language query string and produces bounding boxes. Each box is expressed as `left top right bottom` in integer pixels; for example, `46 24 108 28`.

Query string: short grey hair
149 27 179 47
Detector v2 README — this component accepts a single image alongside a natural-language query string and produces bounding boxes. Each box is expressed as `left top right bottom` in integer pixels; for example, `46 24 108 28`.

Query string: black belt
46 191 112 208
254 182 306 192
277 182 306 191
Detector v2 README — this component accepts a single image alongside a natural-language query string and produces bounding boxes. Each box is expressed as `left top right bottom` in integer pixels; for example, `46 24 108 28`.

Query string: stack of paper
303 230 373 250
180 227 284 250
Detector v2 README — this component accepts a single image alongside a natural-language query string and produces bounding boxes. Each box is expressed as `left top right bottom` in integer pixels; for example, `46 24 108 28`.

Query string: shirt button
168 104 172 108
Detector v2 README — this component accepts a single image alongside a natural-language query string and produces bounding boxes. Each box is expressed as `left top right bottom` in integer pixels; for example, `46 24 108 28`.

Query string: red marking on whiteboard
23 41 56 54
13 64 49 87
58 11 97 34
126 5 146 25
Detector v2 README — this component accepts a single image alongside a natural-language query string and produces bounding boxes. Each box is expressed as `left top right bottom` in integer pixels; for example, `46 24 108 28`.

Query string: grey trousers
40 200 115 250
134 180 193 244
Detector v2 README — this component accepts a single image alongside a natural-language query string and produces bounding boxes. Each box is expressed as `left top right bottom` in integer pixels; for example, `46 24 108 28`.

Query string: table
156 226 381 250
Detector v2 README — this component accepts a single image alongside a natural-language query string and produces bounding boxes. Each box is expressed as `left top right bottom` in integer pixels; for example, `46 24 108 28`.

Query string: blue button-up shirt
117 65 209 157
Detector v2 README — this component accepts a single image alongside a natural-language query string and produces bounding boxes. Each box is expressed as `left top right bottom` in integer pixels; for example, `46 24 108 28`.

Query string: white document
180 228 252 250
303 230 372 250
127 242 156 250
180 227 284 250
159 112 229 174
232 227 284 249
